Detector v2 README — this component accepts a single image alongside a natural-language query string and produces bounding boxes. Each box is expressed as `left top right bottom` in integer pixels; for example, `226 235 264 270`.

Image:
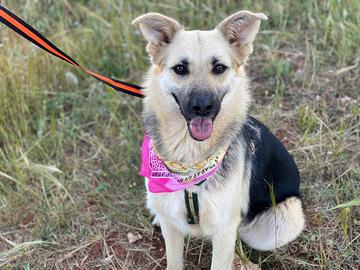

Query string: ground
0 0 359 269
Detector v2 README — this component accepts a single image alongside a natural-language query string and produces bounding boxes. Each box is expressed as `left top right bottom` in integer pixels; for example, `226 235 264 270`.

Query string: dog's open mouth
189 117 213 141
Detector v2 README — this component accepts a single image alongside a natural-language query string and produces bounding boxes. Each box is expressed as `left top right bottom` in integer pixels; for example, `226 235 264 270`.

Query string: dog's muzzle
177 90 221 141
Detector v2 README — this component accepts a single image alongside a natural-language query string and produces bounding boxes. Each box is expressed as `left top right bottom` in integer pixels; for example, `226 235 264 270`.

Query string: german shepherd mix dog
133 10 305 270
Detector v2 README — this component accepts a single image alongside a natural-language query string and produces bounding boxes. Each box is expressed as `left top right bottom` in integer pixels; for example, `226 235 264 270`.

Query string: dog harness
184 189 200 224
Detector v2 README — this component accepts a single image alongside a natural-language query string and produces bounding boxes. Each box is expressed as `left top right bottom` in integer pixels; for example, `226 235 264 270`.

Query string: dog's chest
146 174 247 236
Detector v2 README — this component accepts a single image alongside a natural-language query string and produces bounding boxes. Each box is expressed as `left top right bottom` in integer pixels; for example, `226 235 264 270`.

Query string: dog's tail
239 196 305 251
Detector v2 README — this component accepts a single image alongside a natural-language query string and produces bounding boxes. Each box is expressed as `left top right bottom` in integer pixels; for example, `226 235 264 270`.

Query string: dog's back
231 116 304 251
239 116 301 221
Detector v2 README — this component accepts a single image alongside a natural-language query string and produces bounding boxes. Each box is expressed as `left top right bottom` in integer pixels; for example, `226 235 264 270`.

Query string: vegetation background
0 0 359 269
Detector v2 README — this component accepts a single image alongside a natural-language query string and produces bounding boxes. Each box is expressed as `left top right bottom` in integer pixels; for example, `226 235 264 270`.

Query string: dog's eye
212 64 227 75
172 64 189 76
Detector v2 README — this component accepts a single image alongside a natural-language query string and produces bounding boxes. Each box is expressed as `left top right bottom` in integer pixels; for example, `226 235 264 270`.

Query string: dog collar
140 134 228 193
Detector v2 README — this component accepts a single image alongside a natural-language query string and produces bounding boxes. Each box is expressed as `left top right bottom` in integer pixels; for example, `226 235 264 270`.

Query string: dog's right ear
132 13 182 64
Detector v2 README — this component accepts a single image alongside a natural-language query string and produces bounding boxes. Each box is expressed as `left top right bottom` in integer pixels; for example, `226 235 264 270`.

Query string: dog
133 10 305 270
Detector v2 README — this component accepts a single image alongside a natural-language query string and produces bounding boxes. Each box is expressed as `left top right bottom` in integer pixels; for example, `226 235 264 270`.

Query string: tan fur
217 11 267 66
139 29 252 163
133 10 304 270
132 13 182 64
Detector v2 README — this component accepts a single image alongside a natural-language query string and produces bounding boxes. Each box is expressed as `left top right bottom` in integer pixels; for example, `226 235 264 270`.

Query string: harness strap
0 5 144 98
184 190 199 225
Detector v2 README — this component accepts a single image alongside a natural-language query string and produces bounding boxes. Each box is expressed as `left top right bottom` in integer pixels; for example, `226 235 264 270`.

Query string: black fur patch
218 116 301 222
241 116 301 222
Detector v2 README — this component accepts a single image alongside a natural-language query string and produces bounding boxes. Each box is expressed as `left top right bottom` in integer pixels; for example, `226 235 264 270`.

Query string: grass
0 0 359 269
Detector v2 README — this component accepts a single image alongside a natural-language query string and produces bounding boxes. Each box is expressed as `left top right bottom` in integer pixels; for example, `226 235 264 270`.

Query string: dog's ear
132 13 182 64
217 11 267 65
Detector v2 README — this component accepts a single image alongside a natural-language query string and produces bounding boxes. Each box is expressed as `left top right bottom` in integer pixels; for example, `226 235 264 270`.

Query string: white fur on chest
145 156 250 237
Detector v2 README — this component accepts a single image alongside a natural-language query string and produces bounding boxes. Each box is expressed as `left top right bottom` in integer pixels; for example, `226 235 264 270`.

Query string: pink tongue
189 117 213 141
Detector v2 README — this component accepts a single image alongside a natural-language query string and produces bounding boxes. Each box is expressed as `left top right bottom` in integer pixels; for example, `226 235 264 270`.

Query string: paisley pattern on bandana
141 134 228 193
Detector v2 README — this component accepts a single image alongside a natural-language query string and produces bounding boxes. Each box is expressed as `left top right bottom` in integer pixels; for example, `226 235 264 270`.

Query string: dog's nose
189 92 219 117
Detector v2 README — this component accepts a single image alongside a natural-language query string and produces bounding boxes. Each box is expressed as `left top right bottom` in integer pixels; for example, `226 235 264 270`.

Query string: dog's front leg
210 222 238 270
160 218 184 270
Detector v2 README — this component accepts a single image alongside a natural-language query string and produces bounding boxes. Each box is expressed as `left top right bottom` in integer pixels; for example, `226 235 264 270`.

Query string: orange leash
0 5 144 98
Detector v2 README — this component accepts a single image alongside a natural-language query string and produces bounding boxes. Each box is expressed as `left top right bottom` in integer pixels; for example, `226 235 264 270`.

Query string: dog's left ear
132 13 182 64
217 11 267 65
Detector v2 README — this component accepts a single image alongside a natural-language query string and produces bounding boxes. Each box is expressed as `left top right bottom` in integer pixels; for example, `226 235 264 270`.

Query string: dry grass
0 0 359 269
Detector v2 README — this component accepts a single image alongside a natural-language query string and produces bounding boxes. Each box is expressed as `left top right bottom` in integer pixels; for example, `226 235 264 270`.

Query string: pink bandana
140 134 227 193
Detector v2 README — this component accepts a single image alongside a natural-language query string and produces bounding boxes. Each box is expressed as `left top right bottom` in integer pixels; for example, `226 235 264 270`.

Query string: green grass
0 0 359 269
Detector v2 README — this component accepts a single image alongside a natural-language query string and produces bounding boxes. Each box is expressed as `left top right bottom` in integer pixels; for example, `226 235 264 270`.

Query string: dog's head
133 11 267 142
